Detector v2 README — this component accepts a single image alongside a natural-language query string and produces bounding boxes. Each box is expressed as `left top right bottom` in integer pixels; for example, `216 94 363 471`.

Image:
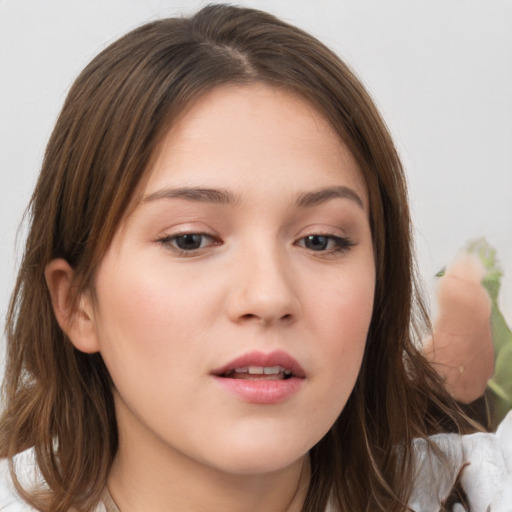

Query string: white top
409 411 512 511
1 412 511 512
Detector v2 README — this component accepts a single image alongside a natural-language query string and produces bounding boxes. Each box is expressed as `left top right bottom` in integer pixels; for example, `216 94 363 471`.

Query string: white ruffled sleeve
0 452 37 511
0 450 112 512
409 411 512 512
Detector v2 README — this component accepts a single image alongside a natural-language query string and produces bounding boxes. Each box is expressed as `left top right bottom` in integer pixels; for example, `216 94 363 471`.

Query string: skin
46 84 376 512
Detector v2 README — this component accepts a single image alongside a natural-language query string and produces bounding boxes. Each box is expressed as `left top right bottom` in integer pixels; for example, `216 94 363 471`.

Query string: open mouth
211 351 304 403
221 366 294 381
211 350 305 381
212 350 305 380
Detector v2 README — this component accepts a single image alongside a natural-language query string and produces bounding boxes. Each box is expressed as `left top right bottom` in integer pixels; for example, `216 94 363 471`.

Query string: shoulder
0 451 110 512
409 411 512 512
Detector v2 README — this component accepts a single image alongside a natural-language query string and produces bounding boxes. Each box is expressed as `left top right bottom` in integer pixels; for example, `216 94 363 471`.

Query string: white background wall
1 0 511 353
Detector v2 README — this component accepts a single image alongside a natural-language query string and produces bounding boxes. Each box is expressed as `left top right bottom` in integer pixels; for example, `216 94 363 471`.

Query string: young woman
0 4 508 512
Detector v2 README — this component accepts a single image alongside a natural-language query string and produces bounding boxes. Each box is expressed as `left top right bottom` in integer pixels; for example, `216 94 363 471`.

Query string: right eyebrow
143 187 239 206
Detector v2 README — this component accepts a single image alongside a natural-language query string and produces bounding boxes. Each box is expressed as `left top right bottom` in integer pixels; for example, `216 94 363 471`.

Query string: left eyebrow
295 186 365 210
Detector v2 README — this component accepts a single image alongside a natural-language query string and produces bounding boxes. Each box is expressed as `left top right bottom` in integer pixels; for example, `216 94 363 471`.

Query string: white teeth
233 366 288 375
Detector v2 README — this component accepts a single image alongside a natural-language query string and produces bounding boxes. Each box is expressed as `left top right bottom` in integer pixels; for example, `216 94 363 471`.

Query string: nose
226 243 300 326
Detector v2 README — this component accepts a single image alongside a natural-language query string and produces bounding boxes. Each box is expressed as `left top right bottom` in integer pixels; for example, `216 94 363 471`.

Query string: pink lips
211 350 305 404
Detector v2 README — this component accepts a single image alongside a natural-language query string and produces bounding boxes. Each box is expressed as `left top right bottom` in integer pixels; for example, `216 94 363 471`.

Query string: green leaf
494 343 512 394
467 238 503 302
490 302 512 355
487 379 510 402
464 238 512 355
490 342 512 423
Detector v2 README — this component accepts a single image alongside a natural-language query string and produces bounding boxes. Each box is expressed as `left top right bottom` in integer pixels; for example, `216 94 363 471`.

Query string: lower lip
212 376 303 404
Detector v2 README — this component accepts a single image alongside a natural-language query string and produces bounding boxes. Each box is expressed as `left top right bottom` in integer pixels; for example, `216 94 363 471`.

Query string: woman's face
87 84 375 475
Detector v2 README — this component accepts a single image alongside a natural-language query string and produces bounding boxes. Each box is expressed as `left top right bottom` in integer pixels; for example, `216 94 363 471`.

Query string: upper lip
211 350 306 378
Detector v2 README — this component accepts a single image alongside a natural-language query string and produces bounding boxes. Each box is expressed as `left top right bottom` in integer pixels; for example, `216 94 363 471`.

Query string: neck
108 456 309 512
107 397 310 512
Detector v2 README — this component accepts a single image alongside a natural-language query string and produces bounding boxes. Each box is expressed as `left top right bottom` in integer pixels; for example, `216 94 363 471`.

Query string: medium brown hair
1 4 474 511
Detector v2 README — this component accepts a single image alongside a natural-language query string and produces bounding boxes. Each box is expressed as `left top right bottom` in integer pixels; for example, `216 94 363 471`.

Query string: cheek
308 263 375 345
91 256 220 380
305 266 375 400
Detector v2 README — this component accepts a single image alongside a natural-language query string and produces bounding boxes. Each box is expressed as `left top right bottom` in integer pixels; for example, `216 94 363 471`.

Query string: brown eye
303 235 330 251
296 234 354 255
174 234 206 250
159 233 218 253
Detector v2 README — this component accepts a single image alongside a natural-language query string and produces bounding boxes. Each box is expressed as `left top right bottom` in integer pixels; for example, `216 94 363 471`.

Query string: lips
211 350 305 404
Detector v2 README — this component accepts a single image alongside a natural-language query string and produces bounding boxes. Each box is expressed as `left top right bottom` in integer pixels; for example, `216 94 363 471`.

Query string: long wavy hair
1 4 474 511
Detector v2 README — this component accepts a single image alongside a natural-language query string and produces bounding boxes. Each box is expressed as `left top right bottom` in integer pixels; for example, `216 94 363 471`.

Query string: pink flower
423 254 494 403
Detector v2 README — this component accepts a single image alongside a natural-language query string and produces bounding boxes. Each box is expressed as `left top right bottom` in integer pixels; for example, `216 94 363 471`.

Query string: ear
45 258 100 354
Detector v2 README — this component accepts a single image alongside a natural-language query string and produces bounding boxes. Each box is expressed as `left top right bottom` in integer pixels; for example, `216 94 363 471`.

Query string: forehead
143 83 367 208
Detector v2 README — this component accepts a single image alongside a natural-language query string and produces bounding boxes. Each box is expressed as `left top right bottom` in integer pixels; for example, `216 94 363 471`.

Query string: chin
196 407 342 476
213 452 307 476
199 431 315 476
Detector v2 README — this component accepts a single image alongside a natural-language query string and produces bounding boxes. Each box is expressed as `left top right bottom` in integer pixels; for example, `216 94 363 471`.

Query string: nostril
238 312 293 324
241 313 258 321
238 312 294 324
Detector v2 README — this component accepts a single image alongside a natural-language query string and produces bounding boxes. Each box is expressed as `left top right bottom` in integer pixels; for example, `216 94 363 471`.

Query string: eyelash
157 232 354 257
